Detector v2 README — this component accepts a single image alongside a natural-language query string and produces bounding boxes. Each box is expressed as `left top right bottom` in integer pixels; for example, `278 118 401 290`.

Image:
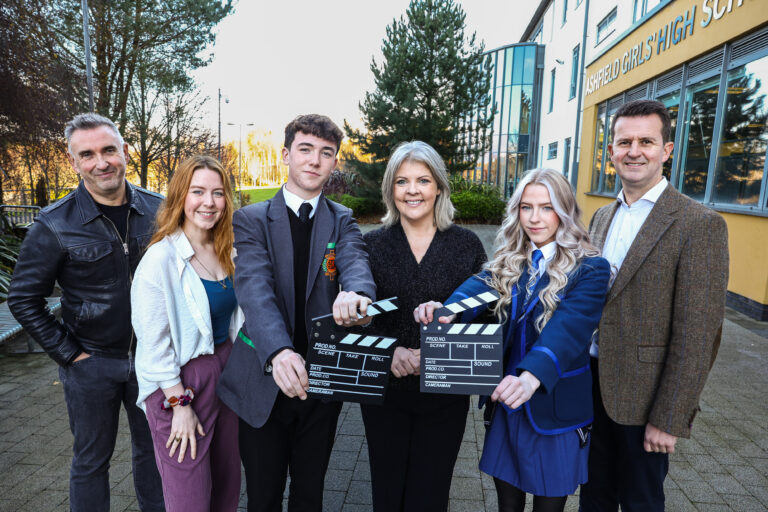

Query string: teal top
201 276 237 344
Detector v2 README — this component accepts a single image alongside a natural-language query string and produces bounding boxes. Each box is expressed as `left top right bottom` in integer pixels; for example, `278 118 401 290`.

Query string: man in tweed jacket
579 100 729 512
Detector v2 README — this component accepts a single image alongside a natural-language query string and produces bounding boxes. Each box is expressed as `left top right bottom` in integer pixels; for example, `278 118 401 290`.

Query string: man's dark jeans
59 354 165 512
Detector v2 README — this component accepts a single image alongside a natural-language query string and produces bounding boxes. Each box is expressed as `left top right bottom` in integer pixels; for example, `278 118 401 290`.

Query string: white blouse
131 230 244 412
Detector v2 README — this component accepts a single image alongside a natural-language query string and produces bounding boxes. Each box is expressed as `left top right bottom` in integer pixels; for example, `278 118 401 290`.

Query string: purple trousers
145 342 240 512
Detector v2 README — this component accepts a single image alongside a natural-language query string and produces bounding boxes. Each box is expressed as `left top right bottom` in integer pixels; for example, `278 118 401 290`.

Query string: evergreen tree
345 0 494 200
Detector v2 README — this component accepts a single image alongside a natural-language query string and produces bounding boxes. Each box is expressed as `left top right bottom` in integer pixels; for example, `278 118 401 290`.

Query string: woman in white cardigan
132 155 243 512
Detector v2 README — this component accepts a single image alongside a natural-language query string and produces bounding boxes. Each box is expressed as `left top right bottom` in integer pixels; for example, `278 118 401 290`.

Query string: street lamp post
217 89 229 161
226 122 255 206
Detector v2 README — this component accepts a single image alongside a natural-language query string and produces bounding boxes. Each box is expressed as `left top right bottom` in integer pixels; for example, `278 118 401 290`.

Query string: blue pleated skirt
479 404 589 497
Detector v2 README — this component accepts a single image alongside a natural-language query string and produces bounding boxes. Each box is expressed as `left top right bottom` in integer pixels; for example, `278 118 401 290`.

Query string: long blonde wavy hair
486 169 599 331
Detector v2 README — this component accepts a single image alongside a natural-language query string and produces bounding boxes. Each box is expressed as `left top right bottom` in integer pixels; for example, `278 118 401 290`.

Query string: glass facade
589 26 768 215
712 55 768 206
465 43 543 198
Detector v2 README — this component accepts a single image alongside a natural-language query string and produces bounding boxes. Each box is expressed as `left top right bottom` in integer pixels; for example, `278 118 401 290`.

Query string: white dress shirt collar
617 177 667 208
283 186 320 219
530 241 557 276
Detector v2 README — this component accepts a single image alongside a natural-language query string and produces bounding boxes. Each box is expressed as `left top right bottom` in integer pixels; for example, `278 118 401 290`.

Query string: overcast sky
191 0 538 143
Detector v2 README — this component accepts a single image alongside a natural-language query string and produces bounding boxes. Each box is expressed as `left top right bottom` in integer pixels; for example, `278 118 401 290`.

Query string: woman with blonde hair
362 141 487 511
417 168 610 512
132 155 242 511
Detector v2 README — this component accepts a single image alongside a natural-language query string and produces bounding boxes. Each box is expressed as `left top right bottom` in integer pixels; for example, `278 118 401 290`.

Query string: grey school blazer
589 184 729 438
217 187 375 428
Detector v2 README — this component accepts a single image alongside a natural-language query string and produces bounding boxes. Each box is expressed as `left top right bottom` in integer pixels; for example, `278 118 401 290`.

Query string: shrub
451 191 505 224
328 194 382 218
323 170 358 197
449 175 503 198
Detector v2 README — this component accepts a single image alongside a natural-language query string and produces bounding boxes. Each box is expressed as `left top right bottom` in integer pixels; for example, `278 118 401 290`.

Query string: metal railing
0 205 41 227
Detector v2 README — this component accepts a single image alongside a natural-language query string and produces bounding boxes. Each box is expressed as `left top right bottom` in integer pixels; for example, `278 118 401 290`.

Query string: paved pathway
1 225 767 511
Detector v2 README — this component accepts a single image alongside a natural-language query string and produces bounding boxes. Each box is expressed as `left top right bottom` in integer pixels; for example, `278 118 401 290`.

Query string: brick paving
1 225 766 511
2 310 767 511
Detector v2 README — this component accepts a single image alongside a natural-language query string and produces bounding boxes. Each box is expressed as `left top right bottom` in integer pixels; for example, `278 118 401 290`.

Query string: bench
0 298 61 354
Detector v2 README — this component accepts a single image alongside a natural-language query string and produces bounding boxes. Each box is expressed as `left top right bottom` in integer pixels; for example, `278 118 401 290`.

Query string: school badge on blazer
323 242 337 280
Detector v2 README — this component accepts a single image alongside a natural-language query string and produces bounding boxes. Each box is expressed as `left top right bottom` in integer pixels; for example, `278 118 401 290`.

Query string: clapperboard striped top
423 290 502 334
338 333 397 349
362 297 398 317
443 290 500 314
445 323 501 335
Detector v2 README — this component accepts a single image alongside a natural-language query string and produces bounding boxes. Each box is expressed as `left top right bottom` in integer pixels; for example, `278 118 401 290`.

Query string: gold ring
175 437 181 442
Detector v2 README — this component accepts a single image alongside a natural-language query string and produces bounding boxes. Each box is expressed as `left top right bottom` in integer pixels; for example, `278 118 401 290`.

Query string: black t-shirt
96 202 130 241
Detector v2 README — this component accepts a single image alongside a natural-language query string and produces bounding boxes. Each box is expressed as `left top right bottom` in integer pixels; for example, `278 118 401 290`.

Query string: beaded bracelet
161 387 195 411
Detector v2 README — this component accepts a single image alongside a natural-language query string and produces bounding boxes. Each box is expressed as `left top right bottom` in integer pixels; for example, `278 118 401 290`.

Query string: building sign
585 0 750 95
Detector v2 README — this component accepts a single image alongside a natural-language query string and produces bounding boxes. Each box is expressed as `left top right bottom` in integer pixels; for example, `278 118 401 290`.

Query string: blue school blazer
446 256 610 434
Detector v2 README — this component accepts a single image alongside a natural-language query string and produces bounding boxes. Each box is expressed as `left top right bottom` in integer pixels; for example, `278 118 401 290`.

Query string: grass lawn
241 187 280 204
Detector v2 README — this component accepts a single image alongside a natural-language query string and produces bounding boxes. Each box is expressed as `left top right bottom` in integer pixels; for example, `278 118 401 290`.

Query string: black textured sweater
364 223 487 392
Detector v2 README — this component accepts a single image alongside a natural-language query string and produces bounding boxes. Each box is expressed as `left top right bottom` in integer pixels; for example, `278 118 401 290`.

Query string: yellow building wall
576 0 768 306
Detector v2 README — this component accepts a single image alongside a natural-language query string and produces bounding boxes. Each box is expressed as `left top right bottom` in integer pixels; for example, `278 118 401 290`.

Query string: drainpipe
570 0 590 189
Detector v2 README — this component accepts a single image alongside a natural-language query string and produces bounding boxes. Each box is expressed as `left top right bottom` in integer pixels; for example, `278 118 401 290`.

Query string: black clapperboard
420 290 503 395
305 297 399 404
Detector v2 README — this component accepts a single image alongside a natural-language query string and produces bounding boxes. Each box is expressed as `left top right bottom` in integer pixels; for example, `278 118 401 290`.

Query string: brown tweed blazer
589 184 729 438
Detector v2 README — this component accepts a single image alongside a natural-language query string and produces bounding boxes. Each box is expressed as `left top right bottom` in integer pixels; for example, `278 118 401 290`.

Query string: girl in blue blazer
417 169 610 512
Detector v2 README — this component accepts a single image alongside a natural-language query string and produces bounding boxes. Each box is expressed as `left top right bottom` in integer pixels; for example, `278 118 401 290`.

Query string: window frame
596 8 617 46
562 0 568 26
548 142 558 160
549 68 556 113
632 0 649 23
570 45 580 99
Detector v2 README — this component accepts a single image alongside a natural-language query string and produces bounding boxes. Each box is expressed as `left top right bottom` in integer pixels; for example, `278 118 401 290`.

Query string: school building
576 0 768 321
465 0 768 321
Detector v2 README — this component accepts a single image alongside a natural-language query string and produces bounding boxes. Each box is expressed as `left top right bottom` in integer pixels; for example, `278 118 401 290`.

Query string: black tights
494 477 567 512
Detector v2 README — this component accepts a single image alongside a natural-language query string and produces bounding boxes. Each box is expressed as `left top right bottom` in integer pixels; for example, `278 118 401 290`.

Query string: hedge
328 194 382 218
451 190 506 223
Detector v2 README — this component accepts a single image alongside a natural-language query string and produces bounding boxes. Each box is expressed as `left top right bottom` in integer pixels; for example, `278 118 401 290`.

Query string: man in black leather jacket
8 113 165 512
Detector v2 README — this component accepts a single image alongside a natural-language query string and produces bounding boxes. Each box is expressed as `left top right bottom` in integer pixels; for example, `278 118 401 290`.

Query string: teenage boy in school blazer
218 115 375 512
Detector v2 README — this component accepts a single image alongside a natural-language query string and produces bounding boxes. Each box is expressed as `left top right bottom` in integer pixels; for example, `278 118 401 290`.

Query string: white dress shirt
590 177 667 357
131 230 244 411
283 186 320 218
531 241 557 277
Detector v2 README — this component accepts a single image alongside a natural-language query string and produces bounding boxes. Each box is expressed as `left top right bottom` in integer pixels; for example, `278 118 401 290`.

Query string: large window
596 8 617 45
712 55 768 206
657 90 680 180
678 77 719 201
570 45 580 99
588 27 768 215
591 112 606 192
603 111 618 193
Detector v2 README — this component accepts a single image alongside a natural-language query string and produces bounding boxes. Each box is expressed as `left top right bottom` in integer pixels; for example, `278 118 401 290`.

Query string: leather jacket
8 181 163 366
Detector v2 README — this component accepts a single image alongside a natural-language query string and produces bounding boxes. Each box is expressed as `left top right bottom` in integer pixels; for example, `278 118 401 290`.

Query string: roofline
483 41 540 56
520 0 552 42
